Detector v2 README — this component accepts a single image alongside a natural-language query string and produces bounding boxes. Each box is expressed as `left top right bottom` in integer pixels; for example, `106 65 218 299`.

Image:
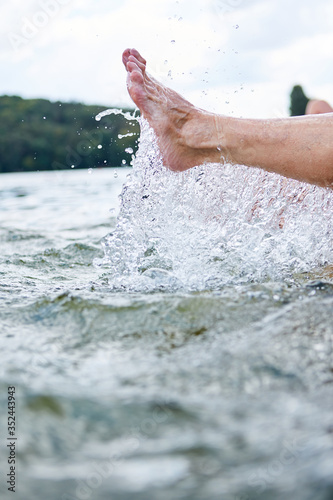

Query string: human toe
122 48 132 67
130 48 146 66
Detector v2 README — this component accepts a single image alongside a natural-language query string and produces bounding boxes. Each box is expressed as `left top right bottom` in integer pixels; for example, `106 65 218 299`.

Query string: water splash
98 116 333 292
95 108 139 122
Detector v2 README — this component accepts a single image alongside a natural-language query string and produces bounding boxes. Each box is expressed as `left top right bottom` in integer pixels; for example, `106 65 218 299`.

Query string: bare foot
122 48 221 171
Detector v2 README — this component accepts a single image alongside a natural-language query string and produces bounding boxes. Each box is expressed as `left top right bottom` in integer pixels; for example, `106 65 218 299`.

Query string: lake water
1 122 333 500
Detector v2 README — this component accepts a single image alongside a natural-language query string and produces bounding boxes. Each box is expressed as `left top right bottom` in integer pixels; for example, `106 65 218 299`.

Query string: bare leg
123 48 333 188
306 99 333 115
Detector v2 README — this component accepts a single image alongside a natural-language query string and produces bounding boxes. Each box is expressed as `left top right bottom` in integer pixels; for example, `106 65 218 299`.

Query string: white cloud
1 0 333 117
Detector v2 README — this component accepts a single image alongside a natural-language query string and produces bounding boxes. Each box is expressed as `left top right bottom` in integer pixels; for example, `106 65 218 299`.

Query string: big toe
130 49 146 66
122 48 132 67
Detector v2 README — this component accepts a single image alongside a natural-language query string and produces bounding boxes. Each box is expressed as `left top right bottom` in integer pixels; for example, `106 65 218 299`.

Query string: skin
306 99 333 115
123 48 333 188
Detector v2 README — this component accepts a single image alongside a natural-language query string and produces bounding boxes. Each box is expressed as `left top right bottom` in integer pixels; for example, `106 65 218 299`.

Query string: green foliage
0 95 140 173
289 85 310 116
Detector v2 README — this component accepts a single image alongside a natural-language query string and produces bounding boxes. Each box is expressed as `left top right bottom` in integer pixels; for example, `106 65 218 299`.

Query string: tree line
0 95 140 173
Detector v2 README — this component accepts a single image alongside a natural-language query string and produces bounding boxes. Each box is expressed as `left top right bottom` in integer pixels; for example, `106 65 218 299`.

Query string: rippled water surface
1 127 333 500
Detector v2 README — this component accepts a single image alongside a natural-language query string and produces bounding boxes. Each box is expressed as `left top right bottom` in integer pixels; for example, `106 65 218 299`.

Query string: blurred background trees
289 85 310 116
0 95 140 173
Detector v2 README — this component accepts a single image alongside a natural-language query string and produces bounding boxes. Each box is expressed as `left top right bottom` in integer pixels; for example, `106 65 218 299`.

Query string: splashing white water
95 108 138 122
97 116 333 291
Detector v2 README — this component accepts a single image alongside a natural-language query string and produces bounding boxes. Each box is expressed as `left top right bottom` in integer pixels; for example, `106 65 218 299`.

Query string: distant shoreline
0 95 139 174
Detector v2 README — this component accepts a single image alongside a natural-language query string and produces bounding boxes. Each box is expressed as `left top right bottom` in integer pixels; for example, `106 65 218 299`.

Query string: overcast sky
1 0 333 118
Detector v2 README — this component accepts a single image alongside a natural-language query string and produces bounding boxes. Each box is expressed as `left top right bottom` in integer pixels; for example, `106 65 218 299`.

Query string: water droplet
125 147 133 154
98 144 103 149
122 159 127 165
98 100 333 293
114 171 118 178
71 165 75 169
43 116 46 120
88 168 93 174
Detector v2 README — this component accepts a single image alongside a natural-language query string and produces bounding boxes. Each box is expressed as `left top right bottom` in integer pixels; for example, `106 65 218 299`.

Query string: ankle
181 112 225 160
